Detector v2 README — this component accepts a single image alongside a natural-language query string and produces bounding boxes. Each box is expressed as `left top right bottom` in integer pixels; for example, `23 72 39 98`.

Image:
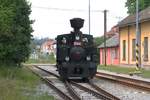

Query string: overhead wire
32 5 103 12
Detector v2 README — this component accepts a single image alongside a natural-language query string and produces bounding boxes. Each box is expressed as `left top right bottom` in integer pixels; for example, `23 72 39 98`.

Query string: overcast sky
30 0 128 39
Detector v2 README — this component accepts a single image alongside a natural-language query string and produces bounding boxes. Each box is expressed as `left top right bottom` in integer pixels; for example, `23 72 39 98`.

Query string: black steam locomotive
56 18 98 80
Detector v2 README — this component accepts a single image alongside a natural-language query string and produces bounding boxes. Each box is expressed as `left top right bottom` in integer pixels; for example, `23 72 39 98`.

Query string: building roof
106 25 119 38
98 34 119 48
118 7 150 27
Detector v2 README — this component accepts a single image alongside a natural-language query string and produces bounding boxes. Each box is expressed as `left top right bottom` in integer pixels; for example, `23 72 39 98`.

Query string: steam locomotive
56 18 98 80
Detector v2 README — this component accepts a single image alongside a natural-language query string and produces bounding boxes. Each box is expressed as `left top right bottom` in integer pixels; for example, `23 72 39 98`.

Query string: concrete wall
119 21 150 67
120 27 129 64
141 21 150 65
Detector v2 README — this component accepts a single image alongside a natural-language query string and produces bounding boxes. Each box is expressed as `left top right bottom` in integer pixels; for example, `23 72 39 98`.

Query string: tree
125 0 150 14
94 36 110 47
94 36 109 64
0 0 33 66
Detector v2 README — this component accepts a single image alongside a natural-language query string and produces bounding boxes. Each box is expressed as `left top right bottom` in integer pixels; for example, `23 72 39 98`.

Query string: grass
98 65 150 78
0 65 55 100
26 53 56 64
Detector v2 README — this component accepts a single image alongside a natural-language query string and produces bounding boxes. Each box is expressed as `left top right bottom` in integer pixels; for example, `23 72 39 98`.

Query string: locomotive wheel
82 77 89 82
60 78 65 82
59 76 67 81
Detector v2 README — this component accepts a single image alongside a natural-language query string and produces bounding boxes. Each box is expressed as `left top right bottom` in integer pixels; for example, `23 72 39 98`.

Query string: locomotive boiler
56 18 98 80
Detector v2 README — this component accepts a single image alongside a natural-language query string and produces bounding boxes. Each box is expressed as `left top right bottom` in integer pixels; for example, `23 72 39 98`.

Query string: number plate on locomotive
74 41 81 46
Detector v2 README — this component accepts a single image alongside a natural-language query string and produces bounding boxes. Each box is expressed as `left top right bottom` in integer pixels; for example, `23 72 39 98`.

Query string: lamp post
135 0 141 70
104 10 107 66
88 0 91 35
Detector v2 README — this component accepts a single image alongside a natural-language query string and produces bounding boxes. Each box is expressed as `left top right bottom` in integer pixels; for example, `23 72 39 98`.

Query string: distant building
40 39 55 55
106 25 119 38
118 7 150 67
98 34 119 65
30 52 38 59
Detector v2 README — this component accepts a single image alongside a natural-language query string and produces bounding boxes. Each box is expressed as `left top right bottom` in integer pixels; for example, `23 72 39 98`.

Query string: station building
98 34 119 65
118 7 150 68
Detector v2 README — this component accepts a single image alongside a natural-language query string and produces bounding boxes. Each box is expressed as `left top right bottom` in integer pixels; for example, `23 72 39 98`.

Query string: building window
123 40 126 60
122 40 126 60
144 37 148 61
132 39 136 61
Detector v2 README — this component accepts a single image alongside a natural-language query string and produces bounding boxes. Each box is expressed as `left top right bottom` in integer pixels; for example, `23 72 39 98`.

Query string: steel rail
70 81 113 100
96 72 150 92
97 72 150 85
64 81 81 100
33 65 121 99
89 80 120 100
44 78 73 100
34 65 59 78
34 65 81 100
28 67 73 100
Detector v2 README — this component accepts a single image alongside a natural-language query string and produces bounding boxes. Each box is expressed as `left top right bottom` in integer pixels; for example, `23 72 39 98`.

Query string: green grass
98 65 150 78
0 65 55 100
26 54 56 64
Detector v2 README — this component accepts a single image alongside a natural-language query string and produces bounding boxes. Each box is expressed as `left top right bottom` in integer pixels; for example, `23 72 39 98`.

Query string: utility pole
88 0 91 35
104 10 107 66
135 0 141 71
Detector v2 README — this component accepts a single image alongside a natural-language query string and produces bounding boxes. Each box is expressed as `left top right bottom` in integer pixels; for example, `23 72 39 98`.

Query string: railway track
30 65 120 100
28 66 73 100
96 71 150 92
88 80 119 99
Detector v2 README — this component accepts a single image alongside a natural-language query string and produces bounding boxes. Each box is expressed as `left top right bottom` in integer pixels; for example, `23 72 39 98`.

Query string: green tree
94 36 106 64
125 0 150 14
0 0 33 66
94 36 110 47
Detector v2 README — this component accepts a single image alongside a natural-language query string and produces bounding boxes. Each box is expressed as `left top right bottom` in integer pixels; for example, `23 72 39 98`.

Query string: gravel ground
71 85 100 100
93 78 150 100
35 65 150 100
31 67 64 100
37 66 101 99
36 83 62 100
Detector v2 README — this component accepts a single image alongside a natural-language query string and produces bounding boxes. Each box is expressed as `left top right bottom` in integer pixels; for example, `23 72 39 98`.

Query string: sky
29 0 128 39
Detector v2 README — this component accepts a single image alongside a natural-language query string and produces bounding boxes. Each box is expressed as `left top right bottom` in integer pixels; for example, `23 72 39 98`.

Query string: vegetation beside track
26 53 56 64
98 65 150 78
0 65 55 100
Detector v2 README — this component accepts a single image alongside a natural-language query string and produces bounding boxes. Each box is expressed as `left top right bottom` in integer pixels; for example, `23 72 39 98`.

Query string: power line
32 5 103 12
32 6 123 20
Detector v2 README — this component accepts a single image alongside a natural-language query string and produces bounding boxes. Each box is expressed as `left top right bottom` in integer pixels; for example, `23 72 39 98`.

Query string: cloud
30 0 127 38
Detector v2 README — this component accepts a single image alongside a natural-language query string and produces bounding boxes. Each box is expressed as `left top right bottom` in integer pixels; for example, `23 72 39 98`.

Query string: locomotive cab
56 18 98 80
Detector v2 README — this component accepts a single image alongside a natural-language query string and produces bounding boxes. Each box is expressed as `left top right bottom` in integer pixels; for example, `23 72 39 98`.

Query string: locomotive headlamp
65 56 70 61
86 56 91 61
75 36 80 40
62 37 66 44
83 38 88 42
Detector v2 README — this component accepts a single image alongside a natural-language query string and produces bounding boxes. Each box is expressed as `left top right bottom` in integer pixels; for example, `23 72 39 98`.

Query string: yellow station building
118 7 150 68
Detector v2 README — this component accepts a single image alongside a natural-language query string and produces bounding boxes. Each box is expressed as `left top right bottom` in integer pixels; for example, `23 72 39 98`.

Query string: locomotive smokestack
70 18 84 32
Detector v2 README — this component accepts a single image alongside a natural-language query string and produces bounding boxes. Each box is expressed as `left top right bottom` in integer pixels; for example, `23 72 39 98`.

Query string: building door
102 49 105 64
111 49 115 65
